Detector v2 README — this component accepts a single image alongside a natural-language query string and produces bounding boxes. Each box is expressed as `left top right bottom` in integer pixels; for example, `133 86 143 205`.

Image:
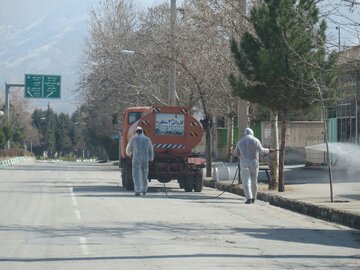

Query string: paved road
0 161 359 269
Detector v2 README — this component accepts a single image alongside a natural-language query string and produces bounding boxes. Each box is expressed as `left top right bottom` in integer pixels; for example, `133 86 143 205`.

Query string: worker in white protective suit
234 128 274 204
126 126 154 196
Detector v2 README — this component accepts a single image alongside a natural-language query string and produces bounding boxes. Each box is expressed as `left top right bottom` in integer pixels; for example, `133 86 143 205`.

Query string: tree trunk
237 98 249 140
226 106 234 162
321 103 334 202
269 111 279 190
205 125 212 177
211 115 217 159
278 110 288 192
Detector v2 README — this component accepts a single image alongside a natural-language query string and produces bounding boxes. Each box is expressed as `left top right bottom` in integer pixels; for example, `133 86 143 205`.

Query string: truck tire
178 177 185 189
184 178 194 192
124 162 134 191
193 173 203 192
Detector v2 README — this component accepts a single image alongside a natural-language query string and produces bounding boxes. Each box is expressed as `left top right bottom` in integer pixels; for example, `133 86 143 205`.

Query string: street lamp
120 49 138 103
0 111 4 117
118 49 137 166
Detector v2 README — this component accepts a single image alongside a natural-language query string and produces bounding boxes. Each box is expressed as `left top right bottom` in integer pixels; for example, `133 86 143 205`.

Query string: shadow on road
0 252 358 263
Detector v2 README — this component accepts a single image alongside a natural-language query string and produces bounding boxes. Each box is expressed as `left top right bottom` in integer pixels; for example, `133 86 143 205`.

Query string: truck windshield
128 112 142 125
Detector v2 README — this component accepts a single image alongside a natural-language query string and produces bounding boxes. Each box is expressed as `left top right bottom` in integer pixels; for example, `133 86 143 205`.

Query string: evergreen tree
0 119 13 149
43 106 57 157
31 109 46 155
230 0 337 191
56 113 73 156
31 106 94 159
71 108 87 158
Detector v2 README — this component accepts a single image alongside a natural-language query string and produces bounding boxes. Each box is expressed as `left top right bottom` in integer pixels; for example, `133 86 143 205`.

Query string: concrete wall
198 121 326 164
261 121 325 164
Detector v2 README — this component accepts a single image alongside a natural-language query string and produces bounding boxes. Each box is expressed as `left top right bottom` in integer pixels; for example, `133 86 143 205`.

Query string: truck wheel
178 178 184 189
193 173 203 192
184 178 194 192
124 162 134 191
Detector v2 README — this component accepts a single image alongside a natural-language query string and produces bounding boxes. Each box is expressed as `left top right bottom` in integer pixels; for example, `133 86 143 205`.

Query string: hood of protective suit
244 127 254 136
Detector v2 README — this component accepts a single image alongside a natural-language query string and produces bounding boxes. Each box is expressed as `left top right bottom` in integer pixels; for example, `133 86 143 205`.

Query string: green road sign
25 74 61 99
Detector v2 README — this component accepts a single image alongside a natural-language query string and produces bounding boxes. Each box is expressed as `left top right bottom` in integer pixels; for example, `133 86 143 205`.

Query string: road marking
68 185 78 207
68 183 90 255
79 237 90 255
75 210 82 220
68 185 80 219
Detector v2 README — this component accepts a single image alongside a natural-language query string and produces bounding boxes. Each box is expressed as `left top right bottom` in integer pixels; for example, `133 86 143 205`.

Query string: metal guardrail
0 157 34 167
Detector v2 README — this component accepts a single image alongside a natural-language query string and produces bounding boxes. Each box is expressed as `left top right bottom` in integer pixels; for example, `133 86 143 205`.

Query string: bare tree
77 0 143 146
78 0 241 170
76 0 358 169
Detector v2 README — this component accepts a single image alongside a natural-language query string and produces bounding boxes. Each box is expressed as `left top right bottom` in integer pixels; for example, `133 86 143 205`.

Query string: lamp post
119 49 138 165
120 49 139 106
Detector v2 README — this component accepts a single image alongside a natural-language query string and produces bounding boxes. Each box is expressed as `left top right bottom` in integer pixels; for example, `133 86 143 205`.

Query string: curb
203 179 360 230
0 157 35 168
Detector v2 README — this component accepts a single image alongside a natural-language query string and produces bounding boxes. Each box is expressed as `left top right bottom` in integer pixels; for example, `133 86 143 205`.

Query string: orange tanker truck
120 105 205 192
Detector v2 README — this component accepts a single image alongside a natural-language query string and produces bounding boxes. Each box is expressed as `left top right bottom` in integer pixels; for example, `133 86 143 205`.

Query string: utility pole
237 0 249 137
168 0 176 106
236 0 248 185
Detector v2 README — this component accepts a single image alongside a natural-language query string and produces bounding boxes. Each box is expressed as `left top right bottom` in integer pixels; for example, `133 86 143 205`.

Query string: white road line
79 237 90 255
75 210 82 220
68 185 78 207
68 184 90 255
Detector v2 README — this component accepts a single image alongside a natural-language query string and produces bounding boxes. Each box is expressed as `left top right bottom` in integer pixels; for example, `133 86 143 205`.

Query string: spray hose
162 165 240 200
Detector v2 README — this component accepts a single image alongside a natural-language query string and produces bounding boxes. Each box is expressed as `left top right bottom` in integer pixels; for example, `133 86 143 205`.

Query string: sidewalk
203 165 360 230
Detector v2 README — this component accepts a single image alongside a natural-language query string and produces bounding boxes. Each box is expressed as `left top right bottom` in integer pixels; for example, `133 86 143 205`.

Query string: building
326 45 360 144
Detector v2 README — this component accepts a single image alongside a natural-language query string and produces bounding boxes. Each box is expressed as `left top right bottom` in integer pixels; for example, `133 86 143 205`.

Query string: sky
320 1 360 49
0 0 358 114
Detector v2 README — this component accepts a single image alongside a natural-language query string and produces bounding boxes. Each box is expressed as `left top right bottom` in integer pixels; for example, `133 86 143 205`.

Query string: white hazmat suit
234 128 271 204
126 127 154 195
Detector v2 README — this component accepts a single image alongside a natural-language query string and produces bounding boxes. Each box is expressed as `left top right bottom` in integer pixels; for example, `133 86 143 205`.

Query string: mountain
0 0 98 113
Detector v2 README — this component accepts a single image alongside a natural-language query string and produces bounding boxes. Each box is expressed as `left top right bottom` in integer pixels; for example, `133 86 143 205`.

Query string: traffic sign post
25 74 61 98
